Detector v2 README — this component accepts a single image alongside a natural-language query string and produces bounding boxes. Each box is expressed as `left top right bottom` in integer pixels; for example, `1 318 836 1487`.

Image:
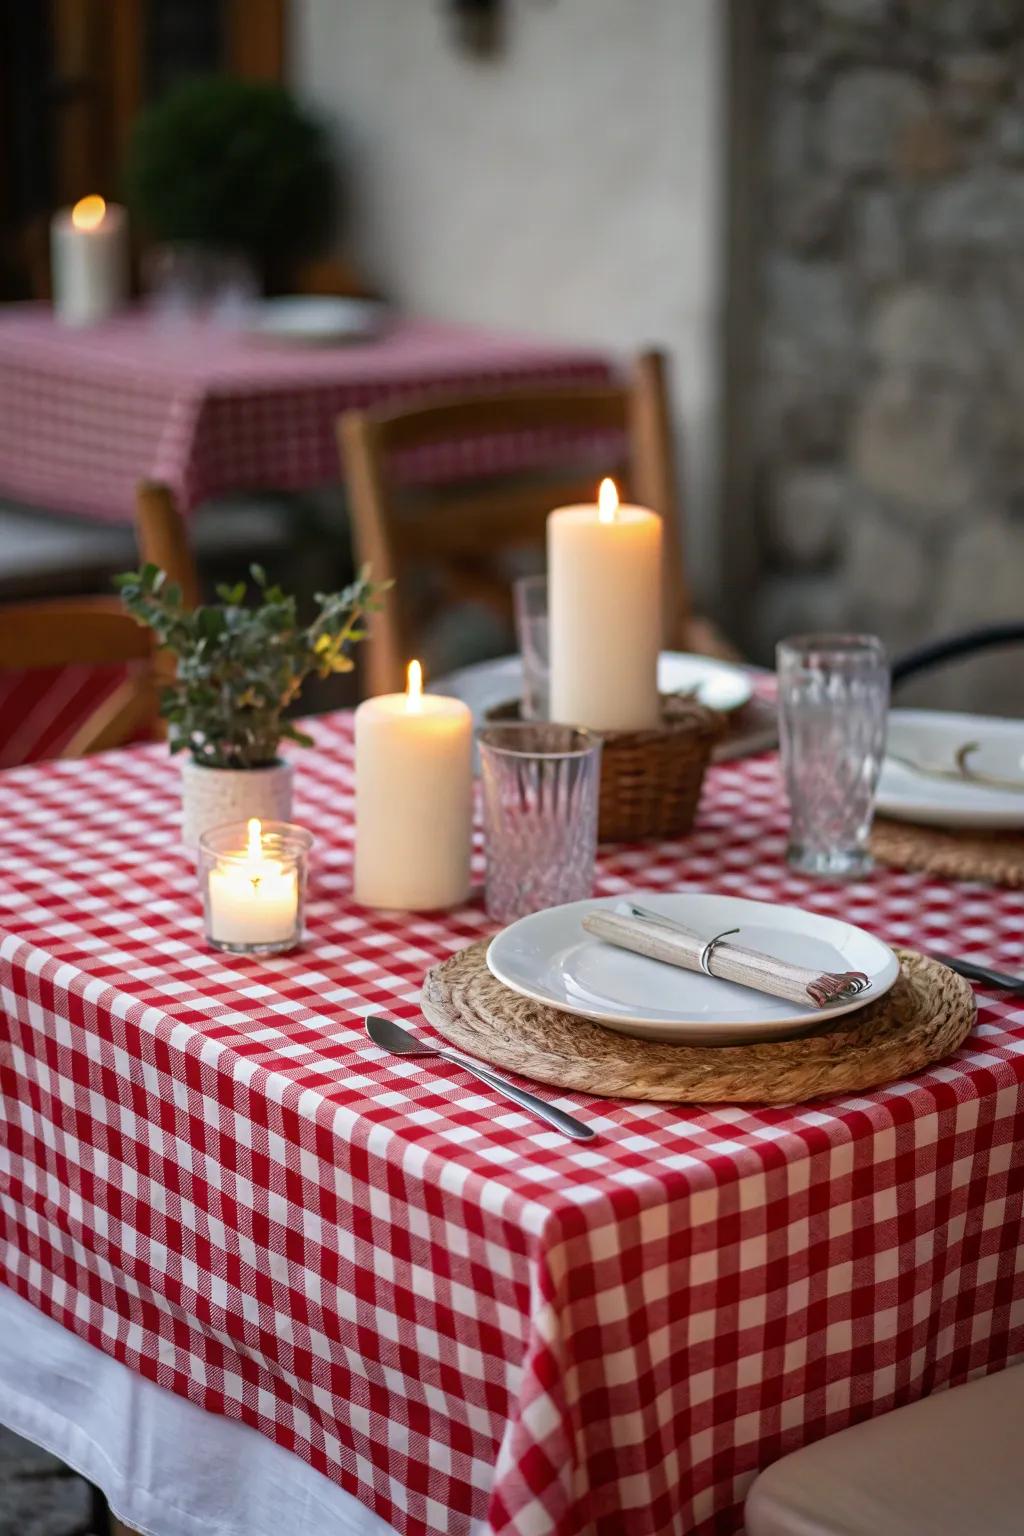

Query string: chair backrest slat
0 483 196 763
357 386 631 453
0 598 153 669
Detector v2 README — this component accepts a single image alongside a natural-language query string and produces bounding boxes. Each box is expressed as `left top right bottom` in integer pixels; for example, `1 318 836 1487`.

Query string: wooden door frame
226 0 287 81
51 0 288 203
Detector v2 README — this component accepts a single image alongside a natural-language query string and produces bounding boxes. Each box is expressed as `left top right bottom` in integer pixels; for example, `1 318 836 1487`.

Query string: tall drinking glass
777 634 889 877
513 575 549 720
479 723 601 923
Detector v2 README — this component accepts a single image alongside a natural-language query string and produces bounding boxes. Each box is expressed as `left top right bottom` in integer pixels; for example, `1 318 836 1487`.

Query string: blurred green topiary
123 75 336 284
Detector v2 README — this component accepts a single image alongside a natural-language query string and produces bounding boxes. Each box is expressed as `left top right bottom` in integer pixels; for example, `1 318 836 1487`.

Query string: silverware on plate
888 741 1024 794
618 903 870 1006
365 1015 595 1141
931 955 1024 994
630 903 1024 996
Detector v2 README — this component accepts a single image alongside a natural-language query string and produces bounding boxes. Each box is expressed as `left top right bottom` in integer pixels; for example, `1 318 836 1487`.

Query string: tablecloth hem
0 1281 398 1536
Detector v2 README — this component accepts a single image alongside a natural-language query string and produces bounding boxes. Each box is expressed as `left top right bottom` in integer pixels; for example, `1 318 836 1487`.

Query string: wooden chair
291 253 381 301
338 350 736 698
0 482 197 763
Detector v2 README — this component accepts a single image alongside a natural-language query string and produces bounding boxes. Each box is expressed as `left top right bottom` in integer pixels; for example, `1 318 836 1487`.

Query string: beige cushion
746 1366 1024 1536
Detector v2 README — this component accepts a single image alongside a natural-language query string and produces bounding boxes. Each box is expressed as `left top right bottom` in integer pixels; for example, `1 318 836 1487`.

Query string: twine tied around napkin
582 907 871 1009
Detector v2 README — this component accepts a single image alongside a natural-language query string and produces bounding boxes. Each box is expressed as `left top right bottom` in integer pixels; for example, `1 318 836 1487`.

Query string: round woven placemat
871 818 1024 888
421 942 975 1105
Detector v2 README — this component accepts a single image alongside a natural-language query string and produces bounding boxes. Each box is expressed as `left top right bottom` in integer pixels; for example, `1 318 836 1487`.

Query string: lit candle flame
597 477 619 524
246 817 262 862
71 195 107 232
406 659 423 711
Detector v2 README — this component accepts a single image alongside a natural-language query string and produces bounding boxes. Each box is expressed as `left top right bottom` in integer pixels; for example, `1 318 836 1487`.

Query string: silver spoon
366 1015 595 1141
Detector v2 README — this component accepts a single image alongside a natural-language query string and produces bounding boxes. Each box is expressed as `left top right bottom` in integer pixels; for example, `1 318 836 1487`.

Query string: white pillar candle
355 661 473 910
548 478 662 732
50 196 129 327
207 818 299 947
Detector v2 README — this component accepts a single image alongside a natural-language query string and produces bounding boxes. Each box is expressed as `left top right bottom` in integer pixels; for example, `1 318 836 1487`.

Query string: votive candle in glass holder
199 818 312 955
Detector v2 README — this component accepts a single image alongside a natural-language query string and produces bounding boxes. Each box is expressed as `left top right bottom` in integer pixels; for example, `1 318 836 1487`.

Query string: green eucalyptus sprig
115 563 388 769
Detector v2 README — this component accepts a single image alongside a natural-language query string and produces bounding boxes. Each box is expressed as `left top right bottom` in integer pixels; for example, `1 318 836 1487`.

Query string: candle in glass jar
50 196 129 327
548 478 662 732
355 661 473 910
207 818 299 946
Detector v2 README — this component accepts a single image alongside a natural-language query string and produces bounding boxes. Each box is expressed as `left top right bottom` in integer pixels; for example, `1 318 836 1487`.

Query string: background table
0 305 613 520
1 719 1022 1536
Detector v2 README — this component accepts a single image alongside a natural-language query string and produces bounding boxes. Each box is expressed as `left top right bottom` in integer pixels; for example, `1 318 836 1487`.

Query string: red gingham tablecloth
1 715 1023 1536
0 306 614 520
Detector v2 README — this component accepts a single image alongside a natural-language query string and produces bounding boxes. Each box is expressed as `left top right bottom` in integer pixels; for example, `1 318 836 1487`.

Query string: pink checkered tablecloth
1 715 1023 1536
0 305 614 520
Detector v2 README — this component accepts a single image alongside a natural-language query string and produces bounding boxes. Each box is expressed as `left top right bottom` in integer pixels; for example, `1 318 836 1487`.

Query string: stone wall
747 0 1024 710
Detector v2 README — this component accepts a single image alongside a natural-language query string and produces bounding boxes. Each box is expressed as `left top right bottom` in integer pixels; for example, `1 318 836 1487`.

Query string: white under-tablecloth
0 1284 398 1536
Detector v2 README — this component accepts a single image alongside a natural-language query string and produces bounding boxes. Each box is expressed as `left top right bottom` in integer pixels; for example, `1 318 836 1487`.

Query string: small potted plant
116 563 384 844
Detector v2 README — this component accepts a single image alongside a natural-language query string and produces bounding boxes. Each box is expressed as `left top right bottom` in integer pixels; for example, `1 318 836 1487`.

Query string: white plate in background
877 710 1024 830
248 296 385 345
432 652 752 720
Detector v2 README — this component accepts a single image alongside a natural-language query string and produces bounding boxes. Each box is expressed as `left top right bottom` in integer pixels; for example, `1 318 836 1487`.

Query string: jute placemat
421 942 975 1105
871 819 1024 888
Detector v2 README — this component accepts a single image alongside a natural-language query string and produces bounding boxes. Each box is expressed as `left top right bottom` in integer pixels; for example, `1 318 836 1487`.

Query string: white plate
877 710 1024 830
248 296 385 345
659 653 752 711
486 892 899 1044
432 652 752 718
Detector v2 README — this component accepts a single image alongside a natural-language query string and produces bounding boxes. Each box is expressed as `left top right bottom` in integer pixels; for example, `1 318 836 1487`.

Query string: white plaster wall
291 0 724 599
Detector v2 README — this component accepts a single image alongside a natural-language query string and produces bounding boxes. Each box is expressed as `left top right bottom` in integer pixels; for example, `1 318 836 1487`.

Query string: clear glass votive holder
479 723 602 924
198 820 313 955
777 633 889 878
513 574 549 720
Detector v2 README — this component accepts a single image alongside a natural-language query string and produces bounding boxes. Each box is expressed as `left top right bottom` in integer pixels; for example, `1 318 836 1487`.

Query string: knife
932 954 1024 994
366 1015 596 1141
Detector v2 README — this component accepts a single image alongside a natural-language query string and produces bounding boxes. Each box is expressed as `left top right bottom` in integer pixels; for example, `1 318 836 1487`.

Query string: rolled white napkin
582 906 871 1009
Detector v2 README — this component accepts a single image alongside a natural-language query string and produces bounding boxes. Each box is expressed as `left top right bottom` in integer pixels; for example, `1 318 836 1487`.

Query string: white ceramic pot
181 757 294 847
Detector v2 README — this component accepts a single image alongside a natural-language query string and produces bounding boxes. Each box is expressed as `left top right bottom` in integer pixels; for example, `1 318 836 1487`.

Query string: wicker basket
484 695 725 842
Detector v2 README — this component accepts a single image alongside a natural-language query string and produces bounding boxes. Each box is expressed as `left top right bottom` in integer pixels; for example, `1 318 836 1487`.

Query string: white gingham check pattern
1 715 1023 1536
0 306 614 521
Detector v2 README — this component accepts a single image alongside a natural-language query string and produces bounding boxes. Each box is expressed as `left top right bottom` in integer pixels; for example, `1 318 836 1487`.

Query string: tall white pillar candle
355 661 473 910
50 196 129 327
548 478 662 732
